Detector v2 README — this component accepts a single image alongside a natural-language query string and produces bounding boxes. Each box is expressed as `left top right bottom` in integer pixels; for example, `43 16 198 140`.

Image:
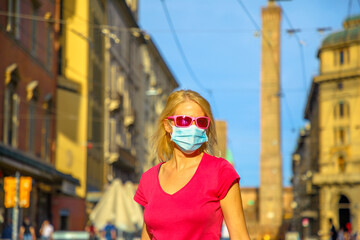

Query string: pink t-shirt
134 153 240 240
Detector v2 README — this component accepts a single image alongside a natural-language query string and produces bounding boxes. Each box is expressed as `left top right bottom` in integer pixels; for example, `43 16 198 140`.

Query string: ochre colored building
241 187 293 240
309 15 360 237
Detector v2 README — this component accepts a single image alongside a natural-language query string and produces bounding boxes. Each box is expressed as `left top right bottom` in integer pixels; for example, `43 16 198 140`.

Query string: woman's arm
19 226 24 240
30 226 36 240
220 183 250 240
141 222 151 240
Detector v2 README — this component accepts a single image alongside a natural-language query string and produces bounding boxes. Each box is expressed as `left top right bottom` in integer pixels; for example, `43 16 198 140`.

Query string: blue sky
139 1 357 187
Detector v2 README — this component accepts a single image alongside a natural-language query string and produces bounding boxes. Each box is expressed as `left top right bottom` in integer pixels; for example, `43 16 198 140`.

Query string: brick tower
259 1 283 239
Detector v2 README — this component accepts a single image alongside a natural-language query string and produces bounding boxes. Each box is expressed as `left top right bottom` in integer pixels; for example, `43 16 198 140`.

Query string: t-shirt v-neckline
157 153 206 196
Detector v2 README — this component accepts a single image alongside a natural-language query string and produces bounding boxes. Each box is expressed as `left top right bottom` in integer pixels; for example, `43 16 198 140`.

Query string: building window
340 50 344 65
334 101 350 119
43 112 51 161
338 155 345 172
3 85 19 147
42 95 52 162
109 117 116 153
337 82 343 90
339 102 344 117
27 81 39 154
335 48 350 66
3 64 20 147
334 127 349 145
59 209 69 230
28 100 36 153
6 0 20 39
46 23 54 70
339 128 345 144
31 4 39 56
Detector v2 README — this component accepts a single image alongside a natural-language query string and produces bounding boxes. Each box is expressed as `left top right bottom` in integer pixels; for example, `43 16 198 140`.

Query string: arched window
338 154 345 172
338 195 351 230
3 64 20 147
26 81 39 154
334 101 350 119
334 127 349 145
335 47 350 66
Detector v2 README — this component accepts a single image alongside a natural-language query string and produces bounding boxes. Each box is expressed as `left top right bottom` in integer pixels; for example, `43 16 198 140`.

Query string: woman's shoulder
140 162 162 179
203 153 233 168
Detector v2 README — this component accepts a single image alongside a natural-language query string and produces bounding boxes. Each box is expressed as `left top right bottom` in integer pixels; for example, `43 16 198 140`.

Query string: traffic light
4 177 16 208
19 177 32 208
3 176 33 208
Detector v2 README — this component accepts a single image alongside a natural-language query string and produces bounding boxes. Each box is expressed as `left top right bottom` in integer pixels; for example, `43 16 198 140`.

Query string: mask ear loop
166 119 174 137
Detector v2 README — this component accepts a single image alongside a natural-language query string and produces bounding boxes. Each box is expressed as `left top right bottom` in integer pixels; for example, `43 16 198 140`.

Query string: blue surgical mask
170 125 208 154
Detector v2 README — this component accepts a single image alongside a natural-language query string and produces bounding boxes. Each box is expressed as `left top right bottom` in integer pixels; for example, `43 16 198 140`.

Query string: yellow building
306 15 360 237
56 0 90 199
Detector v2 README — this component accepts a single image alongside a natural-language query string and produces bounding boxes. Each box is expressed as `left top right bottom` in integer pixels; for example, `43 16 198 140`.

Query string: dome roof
322 14 360 48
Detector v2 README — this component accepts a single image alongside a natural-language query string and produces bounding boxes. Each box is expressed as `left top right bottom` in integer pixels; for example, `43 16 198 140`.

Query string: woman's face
165 100 205 133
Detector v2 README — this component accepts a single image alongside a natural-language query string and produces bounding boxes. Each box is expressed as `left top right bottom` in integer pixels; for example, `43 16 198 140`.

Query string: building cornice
314 68 360 83
313 172 360 186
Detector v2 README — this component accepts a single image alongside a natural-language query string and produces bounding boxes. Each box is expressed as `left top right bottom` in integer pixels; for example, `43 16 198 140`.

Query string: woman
40 220 54 240
19 217 36 240
134 90 250 240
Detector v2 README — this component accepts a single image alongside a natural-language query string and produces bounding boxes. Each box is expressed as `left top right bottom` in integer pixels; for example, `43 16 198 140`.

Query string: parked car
53 231 89 240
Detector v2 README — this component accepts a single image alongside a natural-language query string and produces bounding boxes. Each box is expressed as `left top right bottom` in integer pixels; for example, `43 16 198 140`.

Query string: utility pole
12 171 20 240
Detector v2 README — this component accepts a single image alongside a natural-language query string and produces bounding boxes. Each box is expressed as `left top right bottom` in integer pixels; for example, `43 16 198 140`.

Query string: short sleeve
134 175 148 206
217 159 240 199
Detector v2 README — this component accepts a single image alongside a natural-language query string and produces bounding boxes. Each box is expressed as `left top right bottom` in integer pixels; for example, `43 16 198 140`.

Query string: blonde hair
153 89 217 162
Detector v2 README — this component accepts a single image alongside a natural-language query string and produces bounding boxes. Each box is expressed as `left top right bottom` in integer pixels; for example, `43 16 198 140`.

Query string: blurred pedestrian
338 227 345 240
19 217 36 240
102 220 116 240
347 222 352 236
134 90 250 240
85 221 98 240
330 218 338 240
40 219 54 240
1 220 12 239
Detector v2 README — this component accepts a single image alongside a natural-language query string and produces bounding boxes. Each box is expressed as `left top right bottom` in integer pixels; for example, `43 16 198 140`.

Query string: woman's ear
163 119 172 134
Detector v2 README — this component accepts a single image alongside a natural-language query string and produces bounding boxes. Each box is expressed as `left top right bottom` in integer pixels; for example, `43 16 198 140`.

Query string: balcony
313 172 360 185
107 145 137 172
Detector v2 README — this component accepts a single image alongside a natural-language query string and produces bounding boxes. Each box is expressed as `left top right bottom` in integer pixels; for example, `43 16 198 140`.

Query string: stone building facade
292 15 360 238
241 187 293 240
103 0 178 181
290 124 320 239
141 37 179 171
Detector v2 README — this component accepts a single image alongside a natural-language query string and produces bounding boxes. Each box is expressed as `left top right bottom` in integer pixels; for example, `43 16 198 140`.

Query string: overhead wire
3 3 352 123
235 0 297 132
279 4 307 92
159 0 218 117
0 11 338 35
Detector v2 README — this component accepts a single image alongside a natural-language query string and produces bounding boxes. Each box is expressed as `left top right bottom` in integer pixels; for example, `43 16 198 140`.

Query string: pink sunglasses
167 115 211 129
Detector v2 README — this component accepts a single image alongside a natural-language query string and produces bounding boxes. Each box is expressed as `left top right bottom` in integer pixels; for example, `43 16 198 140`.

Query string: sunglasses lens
197 117 209 128
176 116 192 127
